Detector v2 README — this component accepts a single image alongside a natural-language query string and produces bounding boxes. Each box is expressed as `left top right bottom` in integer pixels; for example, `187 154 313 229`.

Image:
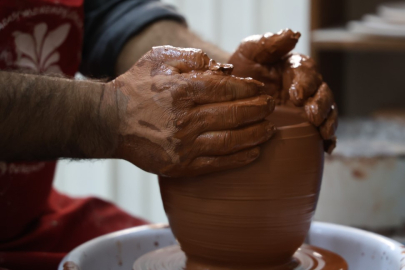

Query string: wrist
75 79 120 159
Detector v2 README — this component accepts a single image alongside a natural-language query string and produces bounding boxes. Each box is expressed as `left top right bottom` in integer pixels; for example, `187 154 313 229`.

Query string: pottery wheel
133 244 348 270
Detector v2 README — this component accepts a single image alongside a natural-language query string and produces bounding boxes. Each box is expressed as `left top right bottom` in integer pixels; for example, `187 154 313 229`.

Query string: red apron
0 1 147 269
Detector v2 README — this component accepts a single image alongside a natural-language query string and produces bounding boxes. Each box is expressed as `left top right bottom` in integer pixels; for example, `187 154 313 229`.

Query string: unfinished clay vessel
157 106 325 269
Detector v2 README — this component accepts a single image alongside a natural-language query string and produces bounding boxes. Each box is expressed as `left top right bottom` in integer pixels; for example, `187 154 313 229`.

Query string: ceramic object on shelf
315 118 405 237
348 19 405 37
378 2 405 24
348 2 405 37
316 156 405 231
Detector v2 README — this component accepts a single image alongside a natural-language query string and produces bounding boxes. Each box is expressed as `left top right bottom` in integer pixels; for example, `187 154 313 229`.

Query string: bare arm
0 47 275 177
0 71 118 161
0 21 230 162
115 20 231 76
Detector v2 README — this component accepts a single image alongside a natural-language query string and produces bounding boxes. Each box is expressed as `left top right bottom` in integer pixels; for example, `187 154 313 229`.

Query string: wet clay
155 107 347 269
133 244 348 270
108 46 277 177
228 29 337 153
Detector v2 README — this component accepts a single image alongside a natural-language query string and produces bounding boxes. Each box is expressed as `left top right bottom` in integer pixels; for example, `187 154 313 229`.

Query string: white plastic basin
59 222 405 270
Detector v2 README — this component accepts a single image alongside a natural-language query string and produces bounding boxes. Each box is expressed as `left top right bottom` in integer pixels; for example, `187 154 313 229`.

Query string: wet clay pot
159 107 324 269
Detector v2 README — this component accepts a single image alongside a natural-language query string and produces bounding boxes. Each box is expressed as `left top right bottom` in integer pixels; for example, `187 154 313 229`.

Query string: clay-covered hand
228 29 337 153
107 46 276 177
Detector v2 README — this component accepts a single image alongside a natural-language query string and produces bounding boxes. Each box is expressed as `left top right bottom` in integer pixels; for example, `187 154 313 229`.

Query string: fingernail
176 120 184 126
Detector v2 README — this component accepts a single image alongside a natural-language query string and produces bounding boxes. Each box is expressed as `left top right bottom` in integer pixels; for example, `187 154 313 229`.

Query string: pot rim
273 121 318 140
266 106 316 139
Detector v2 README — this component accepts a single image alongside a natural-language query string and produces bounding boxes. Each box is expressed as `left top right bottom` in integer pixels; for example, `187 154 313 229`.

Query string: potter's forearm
0 71 119 161
115 20 231 76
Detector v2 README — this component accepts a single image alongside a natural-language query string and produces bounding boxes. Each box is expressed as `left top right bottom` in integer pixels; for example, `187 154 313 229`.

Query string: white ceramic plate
59 222 405 270
348 15 405 37
378 2 405 24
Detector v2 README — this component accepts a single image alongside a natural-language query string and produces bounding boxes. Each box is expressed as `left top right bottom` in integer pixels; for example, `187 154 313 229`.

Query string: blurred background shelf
310 0 405 116
312 28 405 52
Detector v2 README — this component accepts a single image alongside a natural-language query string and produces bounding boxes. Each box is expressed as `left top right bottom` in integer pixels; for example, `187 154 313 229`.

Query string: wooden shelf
312 28 405 52
310 0 405 116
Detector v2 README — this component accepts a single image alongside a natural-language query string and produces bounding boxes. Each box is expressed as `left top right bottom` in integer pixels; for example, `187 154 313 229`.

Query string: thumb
238 29 301 65
149 45 232 74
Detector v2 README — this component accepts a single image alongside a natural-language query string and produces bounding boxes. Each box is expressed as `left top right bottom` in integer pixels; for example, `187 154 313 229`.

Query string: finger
304 83 334 126
192 120 275 157
324 136 337 154
188 71 264 104
182 95 275 132
238 29 301 64
150 46 233 74
286 54 323 106
187 147 261 176
319 104 338 140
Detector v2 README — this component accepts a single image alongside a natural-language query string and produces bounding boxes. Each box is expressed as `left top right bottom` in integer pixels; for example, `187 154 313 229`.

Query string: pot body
159 119 324 266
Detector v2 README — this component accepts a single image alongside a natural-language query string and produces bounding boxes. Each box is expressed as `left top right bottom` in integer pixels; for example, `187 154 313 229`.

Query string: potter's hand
228 29 337 153
108 46 275 177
